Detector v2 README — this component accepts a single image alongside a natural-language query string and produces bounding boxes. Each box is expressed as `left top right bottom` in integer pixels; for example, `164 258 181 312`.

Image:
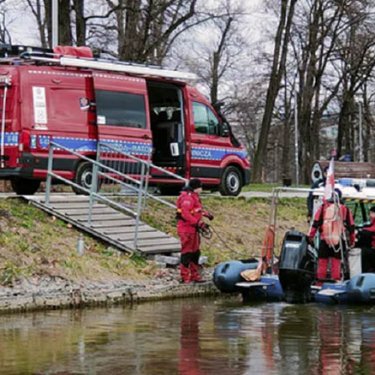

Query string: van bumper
0 167 33 178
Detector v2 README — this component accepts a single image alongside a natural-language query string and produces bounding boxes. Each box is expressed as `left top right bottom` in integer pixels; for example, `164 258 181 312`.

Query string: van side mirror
170 142 180 156
221 123 230 137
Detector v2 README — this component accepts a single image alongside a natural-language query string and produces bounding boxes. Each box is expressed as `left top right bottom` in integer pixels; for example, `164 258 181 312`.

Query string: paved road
0 189 310 200
239 190 309 199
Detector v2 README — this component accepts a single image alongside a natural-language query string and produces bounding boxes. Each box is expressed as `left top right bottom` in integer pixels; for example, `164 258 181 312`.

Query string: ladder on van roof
25 141 188 256
18 48 198 81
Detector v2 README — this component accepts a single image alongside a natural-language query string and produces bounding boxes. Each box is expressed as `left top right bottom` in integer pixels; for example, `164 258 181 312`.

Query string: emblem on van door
79 97 90 111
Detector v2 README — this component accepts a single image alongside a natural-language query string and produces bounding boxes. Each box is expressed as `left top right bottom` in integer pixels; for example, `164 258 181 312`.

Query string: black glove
205 212 214 221
197 221 209 231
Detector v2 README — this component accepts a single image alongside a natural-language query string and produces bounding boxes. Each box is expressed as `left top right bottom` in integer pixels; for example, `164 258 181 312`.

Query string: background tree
252 0 297 182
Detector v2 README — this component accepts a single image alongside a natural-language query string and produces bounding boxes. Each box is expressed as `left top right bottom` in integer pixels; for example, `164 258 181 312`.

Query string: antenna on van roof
20 48 198 82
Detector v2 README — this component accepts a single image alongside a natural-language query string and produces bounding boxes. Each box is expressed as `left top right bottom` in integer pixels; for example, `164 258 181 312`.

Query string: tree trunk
252 0 296 182
59 0 72 45
210 17 233 105
119 0 142 61
337 94 354 158
73 0 86 46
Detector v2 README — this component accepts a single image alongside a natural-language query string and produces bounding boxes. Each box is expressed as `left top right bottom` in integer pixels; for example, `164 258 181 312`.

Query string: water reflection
0 300 375 374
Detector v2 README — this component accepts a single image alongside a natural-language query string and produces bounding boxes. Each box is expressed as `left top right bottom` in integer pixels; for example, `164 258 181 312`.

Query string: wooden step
116 231 171 241
90 219 137 228
75 213 129 222
121 237 179 247
139 243 181 253
99 226 153 235
59 207 116 215
51 202 107 210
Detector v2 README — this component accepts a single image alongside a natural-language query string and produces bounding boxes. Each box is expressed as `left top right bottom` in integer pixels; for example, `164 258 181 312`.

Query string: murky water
0 298 375 374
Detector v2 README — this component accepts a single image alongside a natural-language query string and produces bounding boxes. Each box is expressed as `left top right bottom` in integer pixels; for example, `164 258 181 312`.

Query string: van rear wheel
72 161 99 195
219 166 243 196
11 178 41 195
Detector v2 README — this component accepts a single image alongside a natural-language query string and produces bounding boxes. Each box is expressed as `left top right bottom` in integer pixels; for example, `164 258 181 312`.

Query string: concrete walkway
0 189 310 200
240 190 309 199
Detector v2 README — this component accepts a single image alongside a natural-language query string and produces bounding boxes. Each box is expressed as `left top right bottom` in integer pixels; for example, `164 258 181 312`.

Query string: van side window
96 90 146 128
192 102 220 135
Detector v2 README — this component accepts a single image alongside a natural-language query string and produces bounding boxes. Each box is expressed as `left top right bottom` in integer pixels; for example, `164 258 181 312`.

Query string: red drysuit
176 189 209 283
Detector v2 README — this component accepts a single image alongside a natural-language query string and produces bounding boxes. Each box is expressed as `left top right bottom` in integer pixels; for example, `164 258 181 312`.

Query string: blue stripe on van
37 135 152 156
1 132 19 146
6 132 247 161
192 146 248 161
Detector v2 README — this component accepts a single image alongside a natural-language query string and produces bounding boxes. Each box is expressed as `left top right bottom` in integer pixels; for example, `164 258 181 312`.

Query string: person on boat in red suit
357 206 375 272
176 178 213 283
308 190 355 282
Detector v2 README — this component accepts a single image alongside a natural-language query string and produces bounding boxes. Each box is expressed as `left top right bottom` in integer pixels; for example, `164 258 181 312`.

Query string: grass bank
0 196 307 287
142 196 308 264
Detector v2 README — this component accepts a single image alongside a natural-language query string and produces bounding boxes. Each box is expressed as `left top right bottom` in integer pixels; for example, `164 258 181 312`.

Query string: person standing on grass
176 178 213 283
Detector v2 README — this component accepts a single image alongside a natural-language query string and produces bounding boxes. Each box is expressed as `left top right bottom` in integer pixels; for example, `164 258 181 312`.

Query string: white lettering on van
192 149 212 159
32 87 48 125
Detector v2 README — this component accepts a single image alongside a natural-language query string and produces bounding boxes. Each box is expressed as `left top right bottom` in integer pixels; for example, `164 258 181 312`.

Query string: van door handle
142 135 151 140
195 140 202 144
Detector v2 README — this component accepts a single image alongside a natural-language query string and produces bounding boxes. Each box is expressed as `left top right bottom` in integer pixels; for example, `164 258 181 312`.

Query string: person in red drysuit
308 191 355 281
176 179 213 283
358 206 375 272
361 206 375 247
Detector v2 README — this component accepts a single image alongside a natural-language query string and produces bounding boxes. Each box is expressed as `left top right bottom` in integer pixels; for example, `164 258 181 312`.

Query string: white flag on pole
323 158 335 201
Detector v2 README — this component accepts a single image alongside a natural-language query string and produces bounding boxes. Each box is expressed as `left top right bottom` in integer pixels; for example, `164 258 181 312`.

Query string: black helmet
189 178 202 190
328 188 342 202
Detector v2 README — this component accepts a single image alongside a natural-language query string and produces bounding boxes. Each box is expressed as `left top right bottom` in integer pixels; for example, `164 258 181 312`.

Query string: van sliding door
93 73 152 160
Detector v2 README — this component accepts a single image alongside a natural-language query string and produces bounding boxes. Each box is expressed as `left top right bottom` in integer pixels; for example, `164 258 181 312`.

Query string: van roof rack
20 49 198 82
0 44 52 58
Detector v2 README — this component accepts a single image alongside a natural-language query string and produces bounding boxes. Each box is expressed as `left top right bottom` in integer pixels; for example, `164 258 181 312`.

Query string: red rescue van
0 45 250 196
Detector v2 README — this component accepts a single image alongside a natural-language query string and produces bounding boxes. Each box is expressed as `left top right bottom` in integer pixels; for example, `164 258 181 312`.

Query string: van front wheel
219 166 242 196
11 178 41 195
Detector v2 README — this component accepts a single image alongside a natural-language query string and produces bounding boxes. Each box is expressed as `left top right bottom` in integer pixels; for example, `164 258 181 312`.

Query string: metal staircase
25 141 187 255
25 194 180 254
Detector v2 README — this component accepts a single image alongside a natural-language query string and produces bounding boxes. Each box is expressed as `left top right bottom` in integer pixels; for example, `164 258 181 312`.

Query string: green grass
0 198 153 286
0 195 308 285
142 196 307 265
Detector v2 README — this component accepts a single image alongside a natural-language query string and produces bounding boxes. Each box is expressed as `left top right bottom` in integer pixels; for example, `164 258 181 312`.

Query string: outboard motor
278 230 317 303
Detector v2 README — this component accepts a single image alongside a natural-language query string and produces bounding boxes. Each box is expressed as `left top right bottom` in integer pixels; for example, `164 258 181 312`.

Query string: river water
0 298 375 374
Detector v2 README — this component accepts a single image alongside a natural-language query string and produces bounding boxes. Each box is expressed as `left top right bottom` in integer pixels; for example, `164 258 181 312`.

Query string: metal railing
97 141 187 209
45 141 188 250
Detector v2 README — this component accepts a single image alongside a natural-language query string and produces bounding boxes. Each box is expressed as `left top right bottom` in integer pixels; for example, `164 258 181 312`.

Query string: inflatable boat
213 183 375 305
213 230 375 304
213 230 317 303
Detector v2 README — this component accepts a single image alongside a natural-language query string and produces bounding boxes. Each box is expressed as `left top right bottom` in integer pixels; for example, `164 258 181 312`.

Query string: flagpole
52 0 58 47
294 80 299 186
323 158 335 201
